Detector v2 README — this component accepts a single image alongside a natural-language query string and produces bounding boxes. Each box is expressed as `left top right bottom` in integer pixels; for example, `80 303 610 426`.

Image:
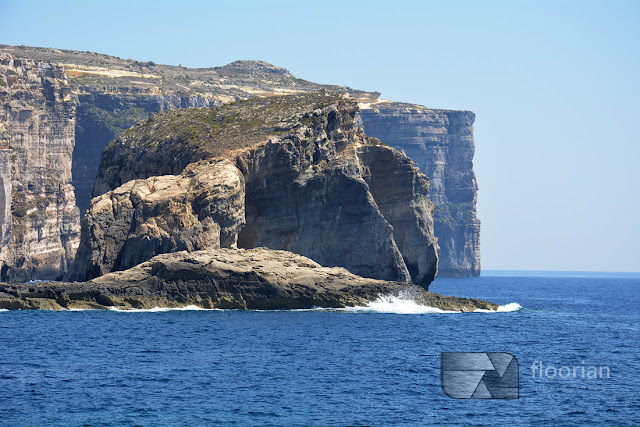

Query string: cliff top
0 44 349 98
113 91 347 156
94 92 365 193
359 100 474 116
0 44 472 114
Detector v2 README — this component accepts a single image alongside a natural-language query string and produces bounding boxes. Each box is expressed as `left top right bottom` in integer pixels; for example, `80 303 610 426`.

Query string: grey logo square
441 352 519 399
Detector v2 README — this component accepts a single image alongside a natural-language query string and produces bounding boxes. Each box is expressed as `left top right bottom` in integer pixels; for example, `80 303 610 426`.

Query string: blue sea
1 271 638 426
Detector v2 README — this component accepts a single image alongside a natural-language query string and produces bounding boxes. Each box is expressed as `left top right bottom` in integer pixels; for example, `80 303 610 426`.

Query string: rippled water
1 271 638 425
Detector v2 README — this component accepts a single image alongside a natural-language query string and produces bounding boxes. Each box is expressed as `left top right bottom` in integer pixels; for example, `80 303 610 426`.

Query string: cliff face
1 45 479 279
69 94 439 289
358 104 481 277
0 53 80 281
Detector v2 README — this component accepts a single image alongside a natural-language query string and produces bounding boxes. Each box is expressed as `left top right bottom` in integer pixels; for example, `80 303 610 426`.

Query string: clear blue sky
2 0 639 272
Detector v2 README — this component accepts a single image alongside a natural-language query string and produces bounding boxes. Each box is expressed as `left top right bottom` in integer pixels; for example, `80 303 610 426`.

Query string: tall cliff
67 94 439 289
0 45 479 279
0 53 80 281
358 103 481 276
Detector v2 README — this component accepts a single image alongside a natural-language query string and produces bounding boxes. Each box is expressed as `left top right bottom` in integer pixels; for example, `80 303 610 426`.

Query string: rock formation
358 103 481 276
0 45 480 280
73 90 221 217
68 94 439 289
0 248 497 311
0 53 80 281
66 160 245 281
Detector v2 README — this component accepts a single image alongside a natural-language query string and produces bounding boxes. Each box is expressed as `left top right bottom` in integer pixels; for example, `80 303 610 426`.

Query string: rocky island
0 92 494 311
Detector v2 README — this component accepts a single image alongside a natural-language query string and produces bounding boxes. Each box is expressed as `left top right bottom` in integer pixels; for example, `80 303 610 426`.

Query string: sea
1 271 638 426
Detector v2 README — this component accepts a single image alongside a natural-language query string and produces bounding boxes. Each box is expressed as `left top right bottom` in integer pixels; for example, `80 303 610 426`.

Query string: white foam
108 305 215 312
29 300 523 314
0 308 8 312
474 302 523 313
342 295 456 314
344 296 523 314
497 302 523 312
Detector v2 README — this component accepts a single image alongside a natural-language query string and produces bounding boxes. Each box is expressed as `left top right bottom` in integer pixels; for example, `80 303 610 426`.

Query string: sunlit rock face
0 53 80 281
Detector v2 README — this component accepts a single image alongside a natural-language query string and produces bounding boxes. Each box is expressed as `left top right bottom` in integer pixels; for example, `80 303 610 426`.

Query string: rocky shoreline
0 248 496 312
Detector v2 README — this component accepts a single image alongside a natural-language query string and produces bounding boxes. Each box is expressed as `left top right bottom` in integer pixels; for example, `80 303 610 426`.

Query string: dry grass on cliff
113 92 345 157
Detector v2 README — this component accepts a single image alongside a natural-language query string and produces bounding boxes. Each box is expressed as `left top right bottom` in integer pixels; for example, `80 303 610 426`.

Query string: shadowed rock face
357 145 439 287
358 104 480 277
68 94 439 289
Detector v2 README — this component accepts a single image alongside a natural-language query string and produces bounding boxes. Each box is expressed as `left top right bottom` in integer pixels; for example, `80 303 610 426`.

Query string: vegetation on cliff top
107 92 347 158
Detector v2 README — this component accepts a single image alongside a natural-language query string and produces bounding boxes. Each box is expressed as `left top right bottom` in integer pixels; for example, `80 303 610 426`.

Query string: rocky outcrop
70 94 439 289
73 90 222 216
0 248 497 311
66 160 245 281
1 45 479 280
358 104 481 276
0 53 80 281
239 141 438 288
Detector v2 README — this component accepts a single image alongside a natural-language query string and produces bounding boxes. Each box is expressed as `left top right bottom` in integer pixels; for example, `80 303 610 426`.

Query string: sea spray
343 293 522 314
346 295 454 314
107 305 215 312
474 302 523 313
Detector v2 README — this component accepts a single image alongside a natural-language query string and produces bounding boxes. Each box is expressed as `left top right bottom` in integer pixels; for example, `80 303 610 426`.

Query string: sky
1 0 639 272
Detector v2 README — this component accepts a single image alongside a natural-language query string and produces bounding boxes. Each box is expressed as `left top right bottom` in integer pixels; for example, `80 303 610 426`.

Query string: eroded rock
1 248 496 311
75 94 440 289
66 160 244 281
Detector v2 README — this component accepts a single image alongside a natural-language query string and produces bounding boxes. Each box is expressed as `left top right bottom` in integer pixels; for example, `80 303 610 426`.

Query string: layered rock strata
0 53 80 281
358 103 481 276
1 45 480 279
0 248 497 311
69 94 439 289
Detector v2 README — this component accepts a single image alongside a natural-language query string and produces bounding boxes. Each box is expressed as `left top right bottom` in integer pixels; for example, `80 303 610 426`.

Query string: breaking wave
474 302 522 313
495 302 523 312
0 300 522 314
331 296 522 314
108 305 217 312
342 296 455 314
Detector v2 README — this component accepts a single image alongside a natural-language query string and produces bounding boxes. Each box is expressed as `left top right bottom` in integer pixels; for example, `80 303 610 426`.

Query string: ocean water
1 271 638 426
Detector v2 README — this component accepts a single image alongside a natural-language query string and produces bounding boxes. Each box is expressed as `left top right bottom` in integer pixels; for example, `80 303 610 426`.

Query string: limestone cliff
358 103 481 277
69 94 439 289
1 45 479 279
0 53 80 281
